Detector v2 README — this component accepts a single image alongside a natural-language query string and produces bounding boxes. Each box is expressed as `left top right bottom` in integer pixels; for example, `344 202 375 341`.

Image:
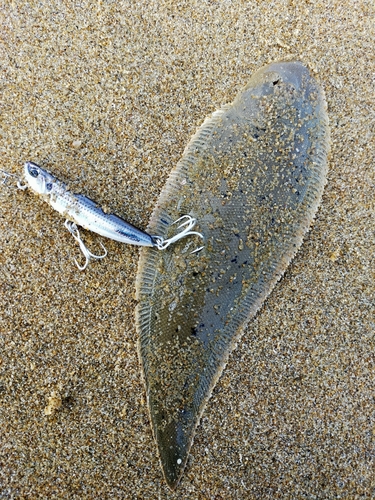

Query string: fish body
23 162 156 247
135 61 330 488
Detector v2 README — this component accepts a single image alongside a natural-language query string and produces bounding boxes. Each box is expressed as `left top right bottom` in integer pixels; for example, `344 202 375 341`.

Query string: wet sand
0 1 374 498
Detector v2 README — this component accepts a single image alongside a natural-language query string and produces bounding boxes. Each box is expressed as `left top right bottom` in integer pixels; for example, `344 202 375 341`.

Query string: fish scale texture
135 61 329 489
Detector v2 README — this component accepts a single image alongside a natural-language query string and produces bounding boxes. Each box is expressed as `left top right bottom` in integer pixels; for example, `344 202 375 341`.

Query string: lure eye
46 182 53 191
29 167 39 178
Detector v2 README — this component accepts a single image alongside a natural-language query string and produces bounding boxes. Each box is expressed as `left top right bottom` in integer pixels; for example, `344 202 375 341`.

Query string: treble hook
0 169 27 189
64 220 107 271
153 215 204 253
0 169 13 186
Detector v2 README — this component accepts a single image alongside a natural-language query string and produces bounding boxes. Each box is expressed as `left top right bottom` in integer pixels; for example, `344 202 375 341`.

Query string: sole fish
135 61 330 489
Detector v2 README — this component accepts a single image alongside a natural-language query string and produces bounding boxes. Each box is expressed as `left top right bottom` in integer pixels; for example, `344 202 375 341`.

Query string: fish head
24 162 56 195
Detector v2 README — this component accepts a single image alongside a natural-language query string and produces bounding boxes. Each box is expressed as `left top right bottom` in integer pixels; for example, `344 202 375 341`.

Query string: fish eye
29 167 39 178
46 182 53 191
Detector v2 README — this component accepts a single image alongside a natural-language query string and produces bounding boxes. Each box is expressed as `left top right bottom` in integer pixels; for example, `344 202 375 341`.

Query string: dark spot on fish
254 126 266 139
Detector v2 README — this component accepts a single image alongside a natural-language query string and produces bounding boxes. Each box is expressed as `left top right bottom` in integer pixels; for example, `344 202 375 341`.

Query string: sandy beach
0 1 374 498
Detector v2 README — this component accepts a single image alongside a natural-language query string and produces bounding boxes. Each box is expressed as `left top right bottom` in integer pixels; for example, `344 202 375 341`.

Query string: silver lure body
23 162 156 247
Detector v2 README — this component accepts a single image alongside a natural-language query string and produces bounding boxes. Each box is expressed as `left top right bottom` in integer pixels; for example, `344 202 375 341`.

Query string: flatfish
135 61 330 488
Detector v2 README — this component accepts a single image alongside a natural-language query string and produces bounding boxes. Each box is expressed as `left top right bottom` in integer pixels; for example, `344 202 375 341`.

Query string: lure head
24 162 56 195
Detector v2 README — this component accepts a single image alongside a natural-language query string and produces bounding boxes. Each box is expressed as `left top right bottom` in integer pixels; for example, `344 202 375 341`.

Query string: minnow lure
20 162 203 270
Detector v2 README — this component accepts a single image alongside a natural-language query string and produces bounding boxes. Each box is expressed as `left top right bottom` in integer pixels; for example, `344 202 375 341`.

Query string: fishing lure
20 162 203 270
